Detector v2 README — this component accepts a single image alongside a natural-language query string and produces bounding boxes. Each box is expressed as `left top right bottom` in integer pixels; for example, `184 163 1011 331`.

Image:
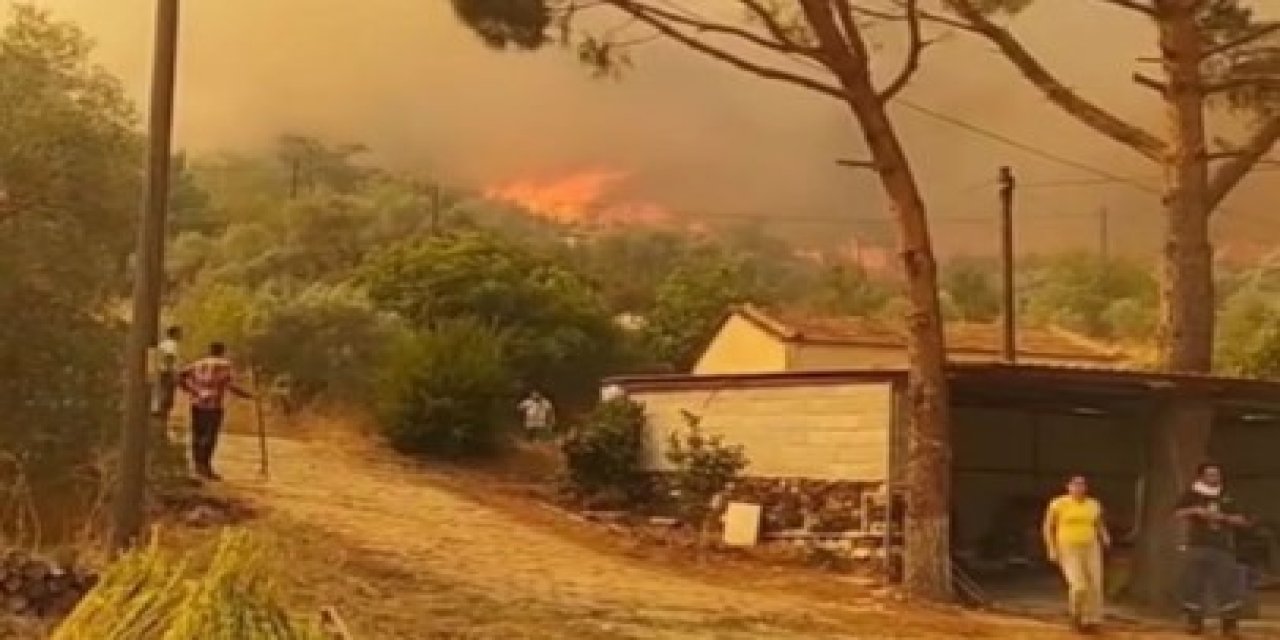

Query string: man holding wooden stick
179 341 253 481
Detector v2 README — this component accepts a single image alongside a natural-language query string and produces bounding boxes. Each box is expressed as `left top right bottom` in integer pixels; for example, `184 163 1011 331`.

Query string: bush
665 411 749 524
0 7 140 544
0 276 123 543
174 279 410 413
376 320 516 458
172 278 260 360
562 399 651 507
247 283 408 407
362 231 629 407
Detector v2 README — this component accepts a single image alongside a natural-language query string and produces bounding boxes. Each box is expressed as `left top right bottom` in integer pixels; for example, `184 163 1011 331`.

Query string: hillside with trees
5 2 1280 636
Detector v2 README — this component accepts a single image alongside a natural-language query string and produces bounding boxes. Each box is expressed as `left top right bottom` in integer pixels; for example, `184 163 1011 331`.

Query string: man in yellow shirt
1044 475 1111 634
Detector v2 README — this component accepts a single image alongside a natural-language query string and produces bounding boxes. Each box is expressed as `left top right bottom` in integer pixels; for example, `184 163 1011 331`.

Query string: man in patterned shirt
178 341 252 480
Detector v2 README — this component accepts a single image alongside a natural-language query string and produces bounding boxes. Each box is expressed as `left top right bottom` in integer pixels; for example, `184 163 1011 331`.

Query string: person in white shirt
151 325 182 422
518 391 555 439
600 384 626 404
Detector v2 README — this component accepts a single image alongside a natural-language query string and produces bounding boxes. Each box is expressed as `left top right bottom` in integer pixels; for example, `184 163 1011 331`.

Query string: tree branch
1133 72 1167 94
606 1 846 100
878 0 925 103
945 0 1166 160
1203 23 1280 60
614 1 816 57
1091 0 1155 16
1208 151 1245 160
738 0 810 51
1203 76 1280 94
1208 116 1280 210
850 2 978 34
836 158 878 170
832 0 871 62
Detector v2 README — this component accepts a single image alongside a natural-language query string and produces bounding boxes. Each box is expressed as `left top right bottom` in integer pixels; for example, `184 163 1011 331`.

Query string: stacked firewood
0 550 96 620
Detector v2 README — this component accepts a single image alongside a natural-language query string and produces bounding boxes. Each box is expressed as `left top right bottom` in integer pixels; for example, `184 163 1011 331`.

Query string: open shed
609 364 1280 579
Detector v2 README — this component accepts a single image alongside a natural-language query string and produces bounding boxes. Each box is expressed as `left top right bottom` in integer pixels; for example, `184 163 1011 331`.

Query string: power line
681 207 1104 227
889 100 1276 226
892 98 1280 194
1021 176 1151 189
892 98 1164 196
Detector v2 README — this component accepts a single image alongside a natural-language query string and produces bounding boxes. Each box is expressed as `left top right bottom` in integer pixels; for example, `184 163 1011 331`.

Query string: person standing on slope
151 325 183 425
179 341 252 480
518 391 555 440
1044 474 1111 634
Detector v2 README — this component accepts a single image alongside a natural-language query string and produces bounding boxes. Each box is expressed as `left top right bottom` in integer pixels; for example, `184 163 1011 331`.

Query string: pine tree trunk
851 103 952 599
1134 397 1212 606
1156 2 1215 376
1132 1 1216 607
798 0 952 598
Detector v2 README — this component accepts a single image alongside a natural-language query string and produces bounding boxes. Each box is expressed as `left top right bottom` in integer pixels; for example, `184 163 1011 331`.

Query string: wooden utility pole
998 167 1017 363
289 157 302 200
112 0 180 551
1098 206 1110 263
429 183 442 235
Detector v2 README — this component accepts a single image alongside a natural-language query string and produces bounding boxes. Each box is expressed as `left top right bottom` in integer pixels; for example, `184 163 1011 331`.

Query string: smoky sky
28 0 1280 258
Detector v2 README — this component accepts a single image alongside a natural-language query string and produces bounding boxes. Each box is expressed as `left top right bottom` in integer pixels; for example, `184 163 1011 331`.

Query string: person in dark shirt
1175 462 1251 637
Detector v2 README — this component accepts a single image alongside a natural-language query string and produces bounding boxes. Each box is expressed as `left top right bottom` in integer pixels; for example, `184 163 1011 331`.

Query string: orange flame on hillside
484 169 673 227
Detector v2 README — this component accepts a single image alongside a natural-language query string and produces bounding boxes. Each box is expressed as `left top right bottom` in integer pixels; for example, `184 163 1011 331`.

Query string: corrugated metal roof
608 362 1280 403
732 304 1124 362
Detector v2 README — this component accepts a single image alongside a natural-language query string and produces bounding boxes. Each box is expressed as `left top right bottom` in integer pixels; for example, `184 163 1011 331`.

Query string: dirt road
215 436 1189 639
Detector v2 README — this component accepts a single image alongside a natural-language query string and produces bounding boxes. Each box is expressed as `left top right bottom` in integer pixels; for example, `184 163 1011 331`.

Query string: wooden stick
319 605 354 639
249 365 270 480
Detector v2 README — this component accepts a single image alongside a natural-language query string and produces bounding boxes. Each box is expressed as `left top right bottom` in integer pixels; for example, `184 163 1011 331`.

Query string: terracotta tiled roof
734 304 1123 362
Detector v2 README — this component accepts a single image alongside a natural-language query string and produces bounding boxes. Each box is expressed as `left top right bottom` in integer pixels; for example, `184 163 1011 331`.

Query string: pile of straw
51 529 325 639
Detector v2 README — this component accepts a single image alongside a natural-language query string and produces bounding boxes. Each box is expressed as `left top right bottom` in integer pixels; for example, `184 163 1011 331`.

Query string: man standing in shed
1177 462 1251 637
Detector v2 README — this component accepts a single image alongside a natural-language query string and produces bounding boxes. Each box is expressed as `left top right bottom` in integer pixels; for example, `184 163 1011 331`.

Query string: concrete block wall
630 382 895 482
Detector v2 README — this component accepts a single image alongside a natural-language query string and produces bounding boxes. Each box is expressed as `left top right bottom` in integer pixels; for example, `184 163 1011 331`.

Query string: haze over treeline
30 0 1280 258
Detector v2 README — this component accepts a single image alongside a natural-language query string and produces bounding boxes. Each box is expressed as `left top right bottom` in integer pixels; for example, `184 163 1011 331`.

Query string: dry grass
130 409 1279 639
183 417 1250 639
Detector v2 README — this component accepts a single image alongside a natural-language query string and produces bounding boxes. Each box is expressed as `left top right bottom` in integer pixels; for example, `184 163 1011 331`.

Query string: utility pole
429 183 442 236
998 166 1017 364
1098 206 1110 263
289 157 301 200
112 0 180 551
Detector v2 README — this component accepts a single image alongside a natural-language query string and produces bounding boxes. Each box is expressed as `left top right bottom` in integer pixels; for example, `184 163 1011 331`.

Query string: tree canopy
0 6 141 538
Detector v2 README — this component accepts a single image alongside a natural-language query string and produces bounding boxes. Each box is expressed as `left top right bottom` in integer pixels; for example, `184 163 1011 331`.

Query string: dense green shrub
0 6 143 543
247 283 407 407
362 231 629 406
174 279 409 410
376 320 517 458
0 276 123 542
172 279 261 360
665 412 749 523
562 399 651 507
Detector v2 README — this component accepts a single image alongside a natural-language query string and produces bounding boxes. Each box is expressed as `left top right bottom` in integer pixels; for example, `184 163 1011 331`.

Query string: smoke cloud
29 0 1280 258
